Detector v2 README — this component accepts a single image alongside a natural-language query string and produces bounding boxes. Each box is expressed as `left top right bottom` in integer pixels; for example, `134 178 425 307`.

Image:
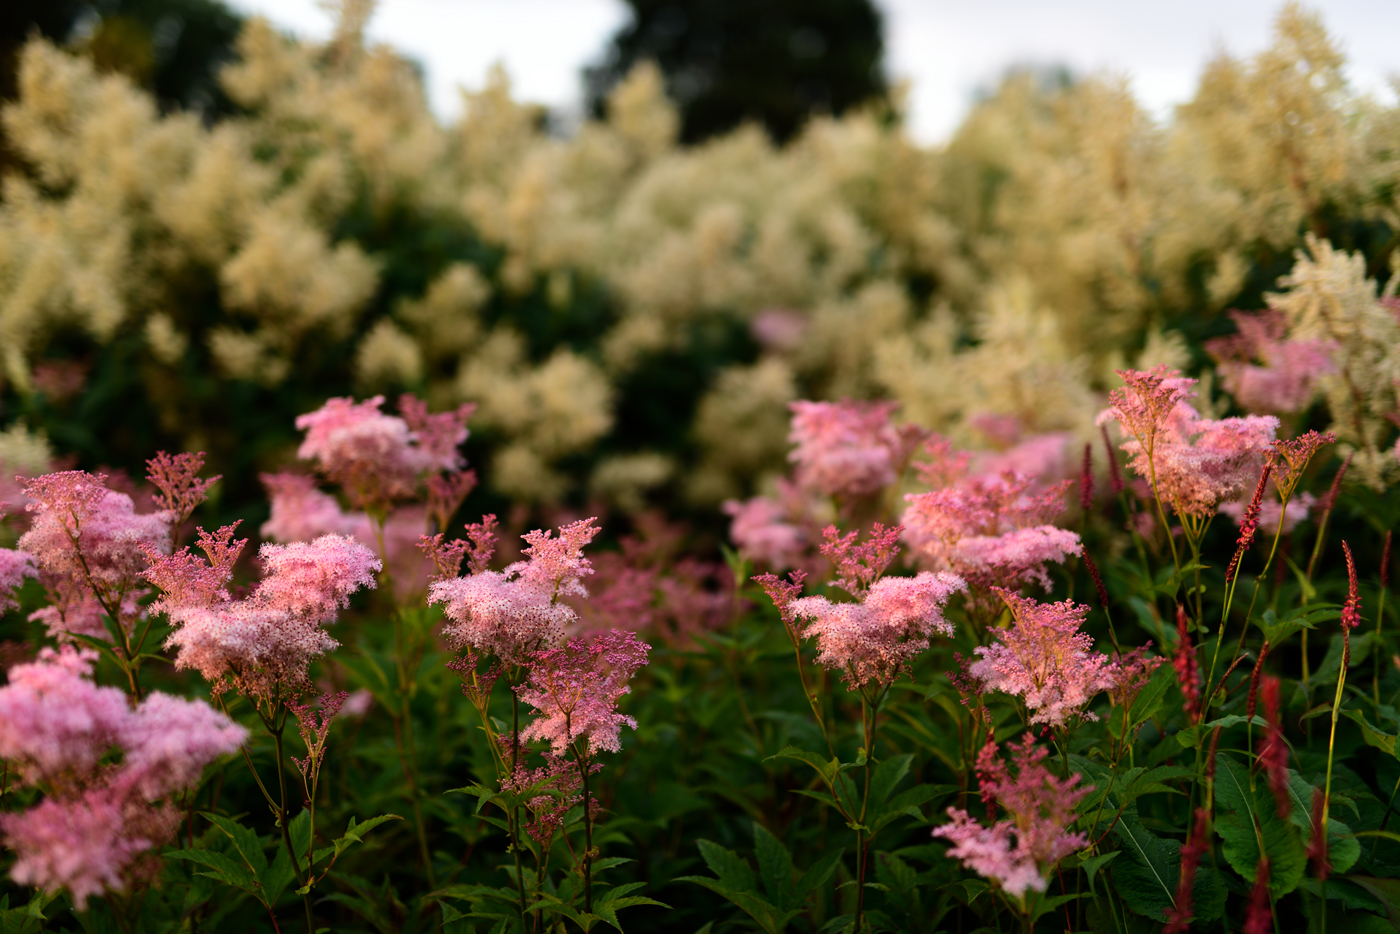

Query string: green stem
267 707 314 933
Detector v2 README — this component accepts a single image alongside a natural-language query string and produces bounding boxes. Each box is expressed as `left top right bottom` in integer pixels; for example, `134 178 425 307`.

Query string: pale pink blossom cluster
1206 310 1336 415
788 572 964 688
0 546 36 613
431 518 599 666
969 590 1157 727
933 734 1090 899
0 646 245 907
144 525 380 699
722 493 807 570
516 628 651 756
774 524 965 688
294 394 473 516
261 473 435 597
787 400 924 500
18 471 174 639
1099 368 1279 519
902 469 1081 594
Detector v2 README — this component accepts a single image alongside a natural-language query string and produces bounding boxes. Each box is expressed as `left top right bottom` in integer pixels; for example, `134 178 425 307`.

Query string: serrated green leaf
1080 850 1119 901
794 848 844 900
753 823 797 911
868 754 912 809
695 839 757 893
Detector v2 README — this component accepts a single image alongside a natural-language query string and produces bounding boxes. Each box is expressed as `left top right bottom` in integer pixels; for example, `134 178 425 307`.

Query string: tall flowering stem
1323 542 1363 859
767 524 961 933
515 630 650 913
1375 530 1392 705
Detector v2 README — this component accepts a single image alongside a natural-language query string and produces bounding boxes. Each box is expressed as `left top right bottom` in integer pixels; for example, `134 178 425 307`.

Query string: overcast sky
224 0 1400 143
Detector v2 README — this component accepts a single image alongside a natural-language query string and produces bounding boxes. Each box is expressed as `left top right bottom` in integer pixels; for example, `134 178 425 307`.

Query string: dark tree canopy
585 0 887 144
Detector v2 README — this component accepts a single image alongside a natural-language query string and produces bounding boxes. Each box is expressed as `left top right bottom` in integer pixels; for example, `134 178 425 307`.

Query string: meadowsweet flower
1105 645 1163 709
0 547 36 612
260 472 365 543
0 646 244 908
18 472 172 639
932 734 1089 900
1207 310 1336 415
516 629 650 756
0 646 129 784
723 495 806 569
1269 430 1335 501
294 394 472 514
118 692 249 799
787 400 910 500
903 472 1080 595
502 754 599 845
146 528 380 699
788 570 963 689
432 518 599 665
145 451 219 526
288 690 347 786
1100 368 1280 519
1 786 176 910
820 522 902 595
969 590 1132 727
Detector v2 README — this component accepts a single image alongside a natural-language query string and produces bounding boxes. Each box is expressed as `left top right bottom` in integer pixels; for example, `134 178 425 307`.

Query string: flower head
724 495 806 569
933 734 1089 899
145 451 219 527
1207 310 1336 415
788 571 963 688
432 518 599 666
787 400 903 500
516 629 650 756
147 528 380 699
295 394 472 514
1341 540 1362 632
0 547 36 613
1172 606 1202 723
969 590 1127 727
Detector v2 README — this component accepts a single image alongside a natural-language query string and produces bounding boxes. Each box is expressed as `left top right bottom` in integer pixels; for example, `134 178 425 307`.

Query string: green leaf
1112 809 1224 923
1344 709 1398 758
868 755 912 810
1111 810 1179 920
1258 604 1337 646
1285 771 1361 875
677 877 789 934
166 849 264 902
871 783 955 833
1079 850 1119 901
1126 664 1176 731
328 814 403 862
753 823 797 911
1213 753 1307 898
793 848 844 900
695 839 757 893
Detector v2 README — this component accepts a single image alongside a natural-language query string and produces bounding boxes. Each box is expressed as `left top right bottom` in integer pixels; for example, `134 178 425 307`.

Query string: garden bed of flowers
2 3 1400 932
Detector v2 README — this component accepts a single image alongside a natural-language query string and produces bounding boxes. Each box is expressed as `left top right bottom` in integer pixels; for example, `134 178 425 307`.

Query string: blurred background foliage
0 0 1397 537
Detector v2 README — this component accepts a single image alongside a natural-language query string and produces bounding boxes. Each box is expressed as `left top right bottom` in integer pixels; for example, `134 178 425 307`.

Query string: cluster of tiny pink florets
144 525 380 699
1099 368 1279 519
787 399 919 500
902 463 1081 594
769 524 965 689
969 590 1158 727
515 629 651 756
431 518 600 666
0 646 245 907
932 734 1090 900
1206 310 1336 415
